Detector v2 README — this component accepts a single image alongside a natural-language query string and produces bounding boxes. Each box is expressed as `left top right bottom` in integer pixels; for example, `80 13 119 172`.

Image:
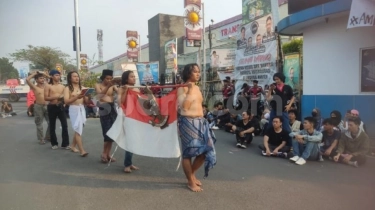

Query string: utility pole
74 0 80 71
201 2 206 99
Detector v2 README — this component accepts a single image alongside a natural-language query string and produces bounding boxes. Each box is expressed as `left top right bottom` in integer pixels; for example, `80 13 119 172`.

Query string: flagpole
138 35 141 62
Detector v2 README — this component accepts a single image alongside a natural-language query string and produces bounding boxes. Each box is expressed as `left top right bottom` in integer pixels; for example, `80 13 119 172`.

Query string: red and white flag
107 89 181 158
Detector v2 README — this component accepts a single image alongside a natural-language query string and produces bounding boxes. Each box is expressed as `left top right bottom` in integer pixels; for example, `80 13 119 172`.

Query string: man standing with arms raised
95 69 118 162
26 71 51 144
177 63 217 192
44 70 69 150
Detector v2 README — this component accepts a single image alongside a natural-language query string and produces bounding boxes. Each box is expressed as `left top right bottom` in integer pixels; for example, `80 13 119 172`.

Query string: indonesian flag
107 88 181 158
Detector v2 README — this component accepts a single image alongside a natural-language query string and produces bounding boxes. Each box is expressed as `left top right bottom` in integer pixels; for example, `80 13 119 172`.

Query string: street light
74 0 81 71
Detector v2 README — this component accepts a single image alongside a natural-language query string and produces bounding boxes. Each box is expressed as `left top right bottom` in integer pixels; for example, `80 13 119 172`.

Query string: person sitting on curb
258 116 290 158
1 100 16 118
232 110 256 149
289 117 322 165
320 118 340 161
331 117 369 168
288 109 303 132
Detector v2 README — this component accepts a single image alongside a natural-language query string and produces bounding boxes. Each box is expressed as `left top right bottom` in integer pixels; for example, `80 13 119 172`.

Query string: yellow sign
56 63 63 72
128 40 137 49
187 11 200 24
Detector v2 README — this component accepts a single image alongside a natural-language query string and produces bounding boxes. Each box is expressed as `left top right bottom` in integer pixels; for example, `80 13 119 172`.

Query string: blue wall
301 95 375 138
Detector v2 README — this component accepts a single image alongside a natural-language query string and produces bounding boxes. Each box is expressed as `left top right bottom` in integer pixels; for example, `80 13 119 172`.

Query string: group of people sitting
204 104 371 168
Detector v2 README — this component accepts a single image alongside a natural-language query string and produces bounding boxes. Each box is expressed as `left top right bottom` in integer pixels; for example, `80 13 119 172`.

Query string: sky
0 0 242 69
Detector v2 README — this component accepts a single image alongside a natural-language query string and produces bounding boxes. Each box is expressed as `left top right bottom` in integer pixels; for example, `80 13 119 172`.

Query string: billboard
209 49 236 68
126 30 139 61
234 0 279 102
184 0 202 41
136 62 160 84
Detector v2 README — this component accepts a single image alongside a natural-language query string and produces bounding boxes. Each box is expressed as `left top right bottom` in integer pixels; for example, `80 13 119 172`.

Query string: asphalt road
0 100 375 210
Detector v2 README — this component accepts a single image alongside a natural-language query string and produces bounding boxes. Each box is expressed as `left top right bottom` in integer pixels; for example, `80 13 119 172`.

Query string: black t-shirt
235 120 255 131
265 128 289 146
270 85 294 110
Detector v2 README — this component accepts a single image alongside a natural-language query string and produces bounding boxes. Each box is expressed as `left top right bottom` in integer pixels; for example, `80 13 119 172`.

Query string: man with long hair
177 63 216 192
95 69 118 163
44 70 69 150
118 70 139 173
26 71 50 144
63 71 89 157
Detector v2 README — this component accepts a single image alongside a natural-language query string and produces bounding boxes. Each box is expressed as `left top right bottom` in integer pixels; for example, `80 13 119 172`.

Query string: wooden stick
125 84 188 88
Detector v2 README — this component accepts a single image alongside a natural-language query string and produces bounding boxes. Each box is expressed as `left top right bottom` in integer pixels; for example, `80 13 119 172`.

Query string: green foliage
282 39 303 55
0 57 19 81
81 73 100 88
10 45 71 71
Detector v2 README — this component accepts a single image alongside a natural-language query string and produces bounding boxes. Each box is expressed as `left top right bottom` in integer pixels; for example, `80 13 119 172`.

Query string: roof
277 0 352 36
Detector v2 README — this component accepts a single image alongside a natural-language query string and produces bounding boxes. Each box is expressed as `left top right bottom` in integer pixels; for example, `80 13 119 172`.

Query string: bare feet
194 178 202 186
107 156 116 162
39 140 46 145
124 167 132 173
130 165 139 170
80 152 89 157
187 182 203 192
101 156 109 163
71 148 79 153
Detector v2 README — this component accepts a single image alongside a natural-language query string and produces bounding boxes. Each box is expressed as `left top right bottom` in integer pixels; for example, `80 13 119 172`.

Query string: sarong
98 102 117 142
69 104 86 135
178 116 217 178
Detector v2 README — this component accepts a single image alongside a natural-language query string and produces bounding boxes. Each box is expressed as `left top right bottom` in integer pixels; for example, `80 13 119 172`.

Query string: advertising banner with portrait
234 0 279 105
361 47 375 92
210 49 236 69
136 62 160 85
283 53 301 91
165 39 178 81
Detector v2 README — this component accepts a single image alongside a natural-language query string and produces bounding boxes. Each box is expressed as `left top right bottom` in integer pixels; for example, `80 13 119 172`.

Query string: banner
184 0 202 41
347 0 375 29
361 47 375 92
136 62 159 84
217 20 242 40
283 53 301 91
80 54 88 71
165 38 178 75
17 65 29 79
210 49 236 68
217 71 234 83
107 89 180 158
186 39 201 47
126 30 139 61
235 0 279 91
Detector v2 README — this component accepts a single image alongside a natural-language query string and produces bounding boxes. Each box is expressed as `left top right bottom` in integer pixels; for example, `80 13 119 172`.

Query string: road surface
0 101 374 210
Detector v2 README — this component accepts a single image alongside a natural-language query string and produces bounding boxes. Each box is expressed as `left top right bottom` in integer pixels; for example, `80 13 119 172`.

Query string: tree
10 45 71 71
282 38 303 55
0 57 19 82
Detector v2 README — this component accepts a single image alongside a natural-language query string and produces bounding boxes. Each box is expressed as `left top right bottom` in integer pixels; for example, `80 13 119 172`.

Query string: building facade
277 0 375 137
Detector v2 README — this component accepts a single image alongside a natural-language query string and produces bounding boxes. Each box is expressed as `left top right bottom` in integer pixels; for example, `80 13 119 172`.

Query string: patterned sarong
98 102 117 142
178 116 217 178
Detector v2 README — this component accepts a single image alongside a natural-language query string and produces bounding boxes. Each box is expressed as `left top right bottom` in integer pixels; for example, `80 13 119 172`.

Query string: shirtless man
95 69 119 163
26 71 50 144
64 71 89 157
177 63 217 192
44 70 69 150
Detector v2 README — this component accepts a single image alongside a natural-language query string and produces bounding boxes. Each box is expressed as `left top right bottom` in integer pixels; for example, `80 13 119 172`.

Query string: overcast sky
0 0 242 68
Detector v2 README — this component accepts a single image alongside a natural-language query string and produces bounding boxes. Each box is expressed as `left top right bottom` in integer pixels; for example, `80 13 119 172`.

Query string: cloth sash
69 104 86 135
178 116 217 178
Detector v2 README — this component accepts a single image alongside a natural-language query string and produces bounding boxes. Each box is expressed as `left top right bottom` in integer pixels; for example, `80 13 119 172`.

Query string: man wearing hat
141 64 154 84
44 69 70 150
95 69 119 163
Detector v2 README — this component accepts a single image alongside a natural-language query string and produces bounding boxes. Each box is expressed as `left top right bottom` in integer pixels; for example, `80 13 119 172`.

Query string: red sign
126 30 139 59
6 79 19 86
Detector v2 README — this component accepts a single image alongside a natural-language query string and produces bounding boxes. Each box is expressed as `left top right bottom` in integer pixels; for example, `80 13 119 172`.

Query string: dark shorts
98 102 117 142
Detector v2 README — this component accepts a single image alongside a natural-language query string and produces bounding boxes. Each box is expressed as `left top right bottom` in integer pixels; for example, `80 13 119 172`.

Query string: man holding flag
177 63 217 192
